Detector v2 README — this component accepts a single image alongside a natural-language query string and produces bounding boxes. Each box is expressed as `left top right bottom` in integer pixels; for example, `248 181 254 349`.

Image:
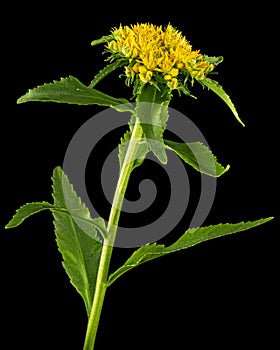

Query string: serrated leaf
136 84 172 164
52 166 102 315
5 202 54 228
108 217 273 286
164 140 230 177
200 77 245 126
5 201 108 240
89 59 128 88
17 76 133 113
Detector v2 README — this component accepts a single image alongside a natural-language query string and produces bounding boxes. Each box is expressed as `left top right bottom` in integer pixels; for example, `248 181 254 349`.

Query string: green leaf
108 217 273 286
203 55 224 65
17 76 133 113
52 166 102 315
136 84 172 164
5 167 106 314
5 202 54 228
5 201 108 240
164 140 230 177
89 59 128 88
199 77 245 126
91 34 114 46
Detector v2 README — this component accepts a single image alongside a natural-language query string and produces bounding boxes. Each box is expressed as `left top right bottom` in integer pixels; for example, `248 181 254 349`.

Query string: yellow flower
167 78 178 89
169 68 179 77
106 23 220 92
139 70 153 83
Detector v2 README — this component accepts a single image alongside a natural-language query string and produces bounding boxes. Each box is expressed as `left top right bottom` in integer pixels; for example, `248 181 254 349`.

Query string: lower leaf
52 167 103 316
6 167 104 316
108 217 273 286
5 202 54 228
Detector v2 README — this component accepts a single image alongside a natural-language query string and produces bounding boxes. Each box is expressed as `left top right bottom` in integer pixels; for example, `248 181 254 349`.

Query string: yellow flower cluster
107 23 215 89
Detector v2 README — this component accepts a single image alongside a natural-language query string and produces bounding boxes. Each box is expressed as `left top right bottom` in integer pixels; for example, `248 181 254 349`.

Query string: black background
1 3 279 349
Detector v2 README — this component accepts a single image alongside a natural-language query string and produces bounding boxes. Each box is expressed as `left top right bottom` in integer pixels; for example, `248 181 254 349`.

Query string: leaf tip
220 164 230 176
52 166 63 181
53 165 63 174
5 216 19 229
17 95 26 104
238 117 245 127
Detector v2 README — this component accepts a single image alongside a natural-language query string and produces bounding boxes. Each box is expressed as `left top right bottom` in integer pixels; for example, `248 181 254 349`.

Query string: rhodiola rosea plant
6 23 273 349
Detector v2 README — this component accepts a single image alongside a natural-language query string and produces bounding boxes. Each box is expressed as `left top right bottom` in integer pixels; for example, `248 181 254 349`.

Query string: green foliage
89 59 128 88
5 202 54 228
91 35 114 46
5 201 107 240
200 78 245 126
108 217 273 286
136 84 172 164
17 76 133 113
164 140 230 177
6 167 105 316
203 55 224 65
52 167 103 315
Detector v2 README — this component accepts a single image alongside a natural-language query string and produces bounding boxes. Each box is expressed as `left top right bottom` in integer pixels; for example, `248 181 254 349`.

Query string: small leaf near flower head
88 59 128 88
136 84 172 164
91 35 114 46
200 78 245 126
203 55 224 65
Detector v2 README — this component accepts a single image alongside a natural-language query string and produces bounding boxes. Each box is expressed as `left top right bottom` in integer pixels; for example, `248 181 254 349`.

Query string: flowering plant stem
83 118 143 349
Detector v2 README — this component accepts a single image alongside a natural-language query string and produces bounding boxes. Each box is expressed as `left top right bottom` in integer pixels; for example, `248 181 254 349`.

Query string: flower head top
91 23 242 125
93 23 223 95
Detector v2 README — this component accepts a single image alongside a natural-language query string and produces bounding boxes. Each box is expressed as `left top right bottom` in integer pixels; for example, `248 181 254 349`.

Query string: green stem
83 117 143 350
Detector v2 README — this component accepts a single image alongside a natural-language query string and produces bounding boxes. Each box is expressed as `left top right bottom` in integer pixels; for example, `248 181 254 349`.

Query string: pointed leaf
164 140 230 177
108 217 273 286
52 166 102 315
136 84 172 164
91 34 114 46
17 76 133 113
5 202 54 228
5 201 108 240
89 59 128 88
203 55 224 65
200 77 245 126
